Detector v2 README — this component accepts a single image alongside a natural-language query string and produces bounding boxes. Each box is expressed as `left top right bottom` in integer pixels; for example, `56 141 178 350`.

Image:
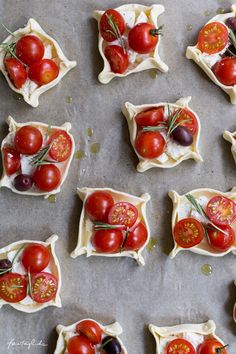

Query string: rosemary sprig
0 245 24 276
1 23 16 37
106 14 126 51
120 230 129 253
94 222 124 231
229 29 236 51
30 144 52 166
0 24 19 60
27 270 33 297
98 338 113 352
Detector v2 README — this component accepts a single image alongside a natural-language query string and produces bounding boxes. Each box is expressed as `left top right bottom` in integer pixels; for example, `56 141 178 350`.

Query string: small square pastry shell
93 4 168 84
169 187 236 258
149 320 225 354
186 5 236 104
223 130 236 163
54 319 127 354
71 187 151 266
0 235 61 313
0 116 75 198
122 96 203 172
0 18 77 107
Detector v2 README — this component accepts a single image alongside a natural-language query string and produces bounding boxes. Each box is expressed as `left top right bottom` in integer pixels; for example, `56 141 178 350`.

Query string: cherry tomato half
207 225 235 252
198 338 228 354
212 57 236 86
128 23 160 54
100 9 125 42
30 272 58 303
0 273 27 303
175 109 198 134
135 107 165 127
197 22 229 54
4 57 27 89
28 59 59 86
14 125 43 155
124 222 148 251
85 191 114 222
3 147 21 176
22 244 50 273
76 320 103 345
174 218 204 248
206 195 236 226
33 164 61 192
92 229 123 253
104 45 129 74
135 131 166 159
48 130 72 162
108 202 138 228
67 335 95 354
16 35 45 66
167 338 196 354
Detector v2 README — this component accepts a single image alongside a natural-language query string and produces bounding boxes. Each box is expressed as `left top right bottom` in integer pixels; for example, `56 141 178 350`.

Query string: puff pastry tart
93 4 168 84
0 18 76 107
122 96 202 172
149 320 228 354
186 4 236 104
0 235 61 313
0 116 75 198
54 319 127 354
169 187 236 258
223 130 236 163
71 187 150 266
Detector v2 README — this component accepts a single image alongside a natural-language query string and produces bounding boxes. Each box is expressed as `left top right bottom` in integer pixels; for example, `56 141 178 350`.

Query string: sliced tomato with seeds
108 202 138 228
3 147 21 176
135 107 165 127
30 272 58 303
175 109 198 134
99 9 125 42
174 218 204 248
197 21 229 54
206 195 236 226
167 338 196 354
0 273 27 303
48 130 73 162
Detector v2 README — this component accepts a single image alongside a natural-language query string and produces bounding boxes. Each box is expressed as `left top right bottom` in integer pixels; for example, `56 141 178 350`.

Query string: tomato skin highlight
14 125 43 155
207 225 235 251
3 147 21 176
48 130 72 162
135 107 164 127
16 35 45 66
67 335 95 354
100 9 125 42
135 131 166 159
22 244 50 273
212 57 236 86
174 218 204 248
0 273 27 303
198 338 227 354
108 202 138 228
85 191 114 222
104 45 129 74
30 272 58 303
167 338 196 354
128 23 159 54
92 229 123 253
33 164 61 192
4 57 27 89
76 320 103 345
197 22 229 54
206 195 236 226
28 59 59 86
124 222 148 251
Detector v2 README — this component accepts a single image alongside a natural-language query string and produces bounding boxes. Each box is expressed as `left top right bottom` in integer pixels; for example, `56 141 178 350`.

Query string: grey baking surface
0 0 235 353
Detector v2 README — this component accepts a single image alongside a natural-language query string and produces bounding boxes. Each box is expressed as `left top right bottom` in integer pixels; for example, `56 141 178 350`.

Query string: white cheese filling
177 195 209 223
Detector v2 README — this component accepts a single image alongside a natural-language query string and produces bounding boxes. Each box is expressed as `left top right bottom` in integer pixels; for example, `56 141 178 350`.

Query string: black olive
102 336 122 354
14 174 33 191
171 126 193 146
0 259 12 274
226 17 236 32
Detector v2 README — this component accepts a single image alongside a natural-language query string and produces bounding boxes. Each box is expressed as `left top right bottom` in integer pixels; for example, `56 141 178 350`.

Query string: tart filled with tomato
0 235 61 313
93 4 168 84
223 130 236 164
186 5 236 104
0 18 76 107
123 97 202 172
54 319 127 354
0 116 75 197
169 188 236 258
71 187 150 266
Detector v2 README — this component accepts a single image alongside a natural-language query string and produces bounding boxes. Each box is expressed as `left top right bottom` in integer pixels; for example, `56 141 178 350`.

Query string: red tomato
207 225 235 251
108 202 138 228
212 57 236 86
67 335 95 354
92 229 123 253
30 272 58 303
167 338 196 354
135 131 166 159
3 147 21 176
198 338 228 354
174 218 204 248
124 222 148 251
175 109 198 134
14 125 43 155
76 320 103 345
4 57 27 89
16 35 45 66
33 164 61 192
48 130 72 162
206 195 236 226
28 59 59 86
197 22 229 54
128 23 160 54
22 244 50 273
85 191 114 222
135 107 164 127
0 273 27 303
99 9 125 42
104 45 129 74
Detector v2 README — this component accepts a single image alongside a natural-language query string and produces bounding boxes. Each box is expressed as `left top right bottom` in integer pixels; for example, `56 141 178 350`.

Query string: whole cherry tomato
28 59 59 86
104 45 129 74
22 244 50 272
135 131 166 159
67 335 95 354
76 320 103 345
4 57 27 89
100 9 125 42
174 218 204 248
128 23 161 54
85 191 114 222
135 107 164 127
16 35 45 66
124 222 148 251
212 57 236 86
3 147 21 176
33 164 61 192
197 22 229 54
207 225 235 252
198 338 228 354
14 126 43 155
92 229 123 253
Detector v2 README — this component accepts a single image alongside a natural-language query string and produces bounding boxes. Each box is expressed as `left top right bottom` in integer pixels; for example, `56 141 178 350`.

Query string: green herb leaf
30 144 52 166
94 222 124 231
120 230 129 253
106 14 126 52
98 338 114 352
